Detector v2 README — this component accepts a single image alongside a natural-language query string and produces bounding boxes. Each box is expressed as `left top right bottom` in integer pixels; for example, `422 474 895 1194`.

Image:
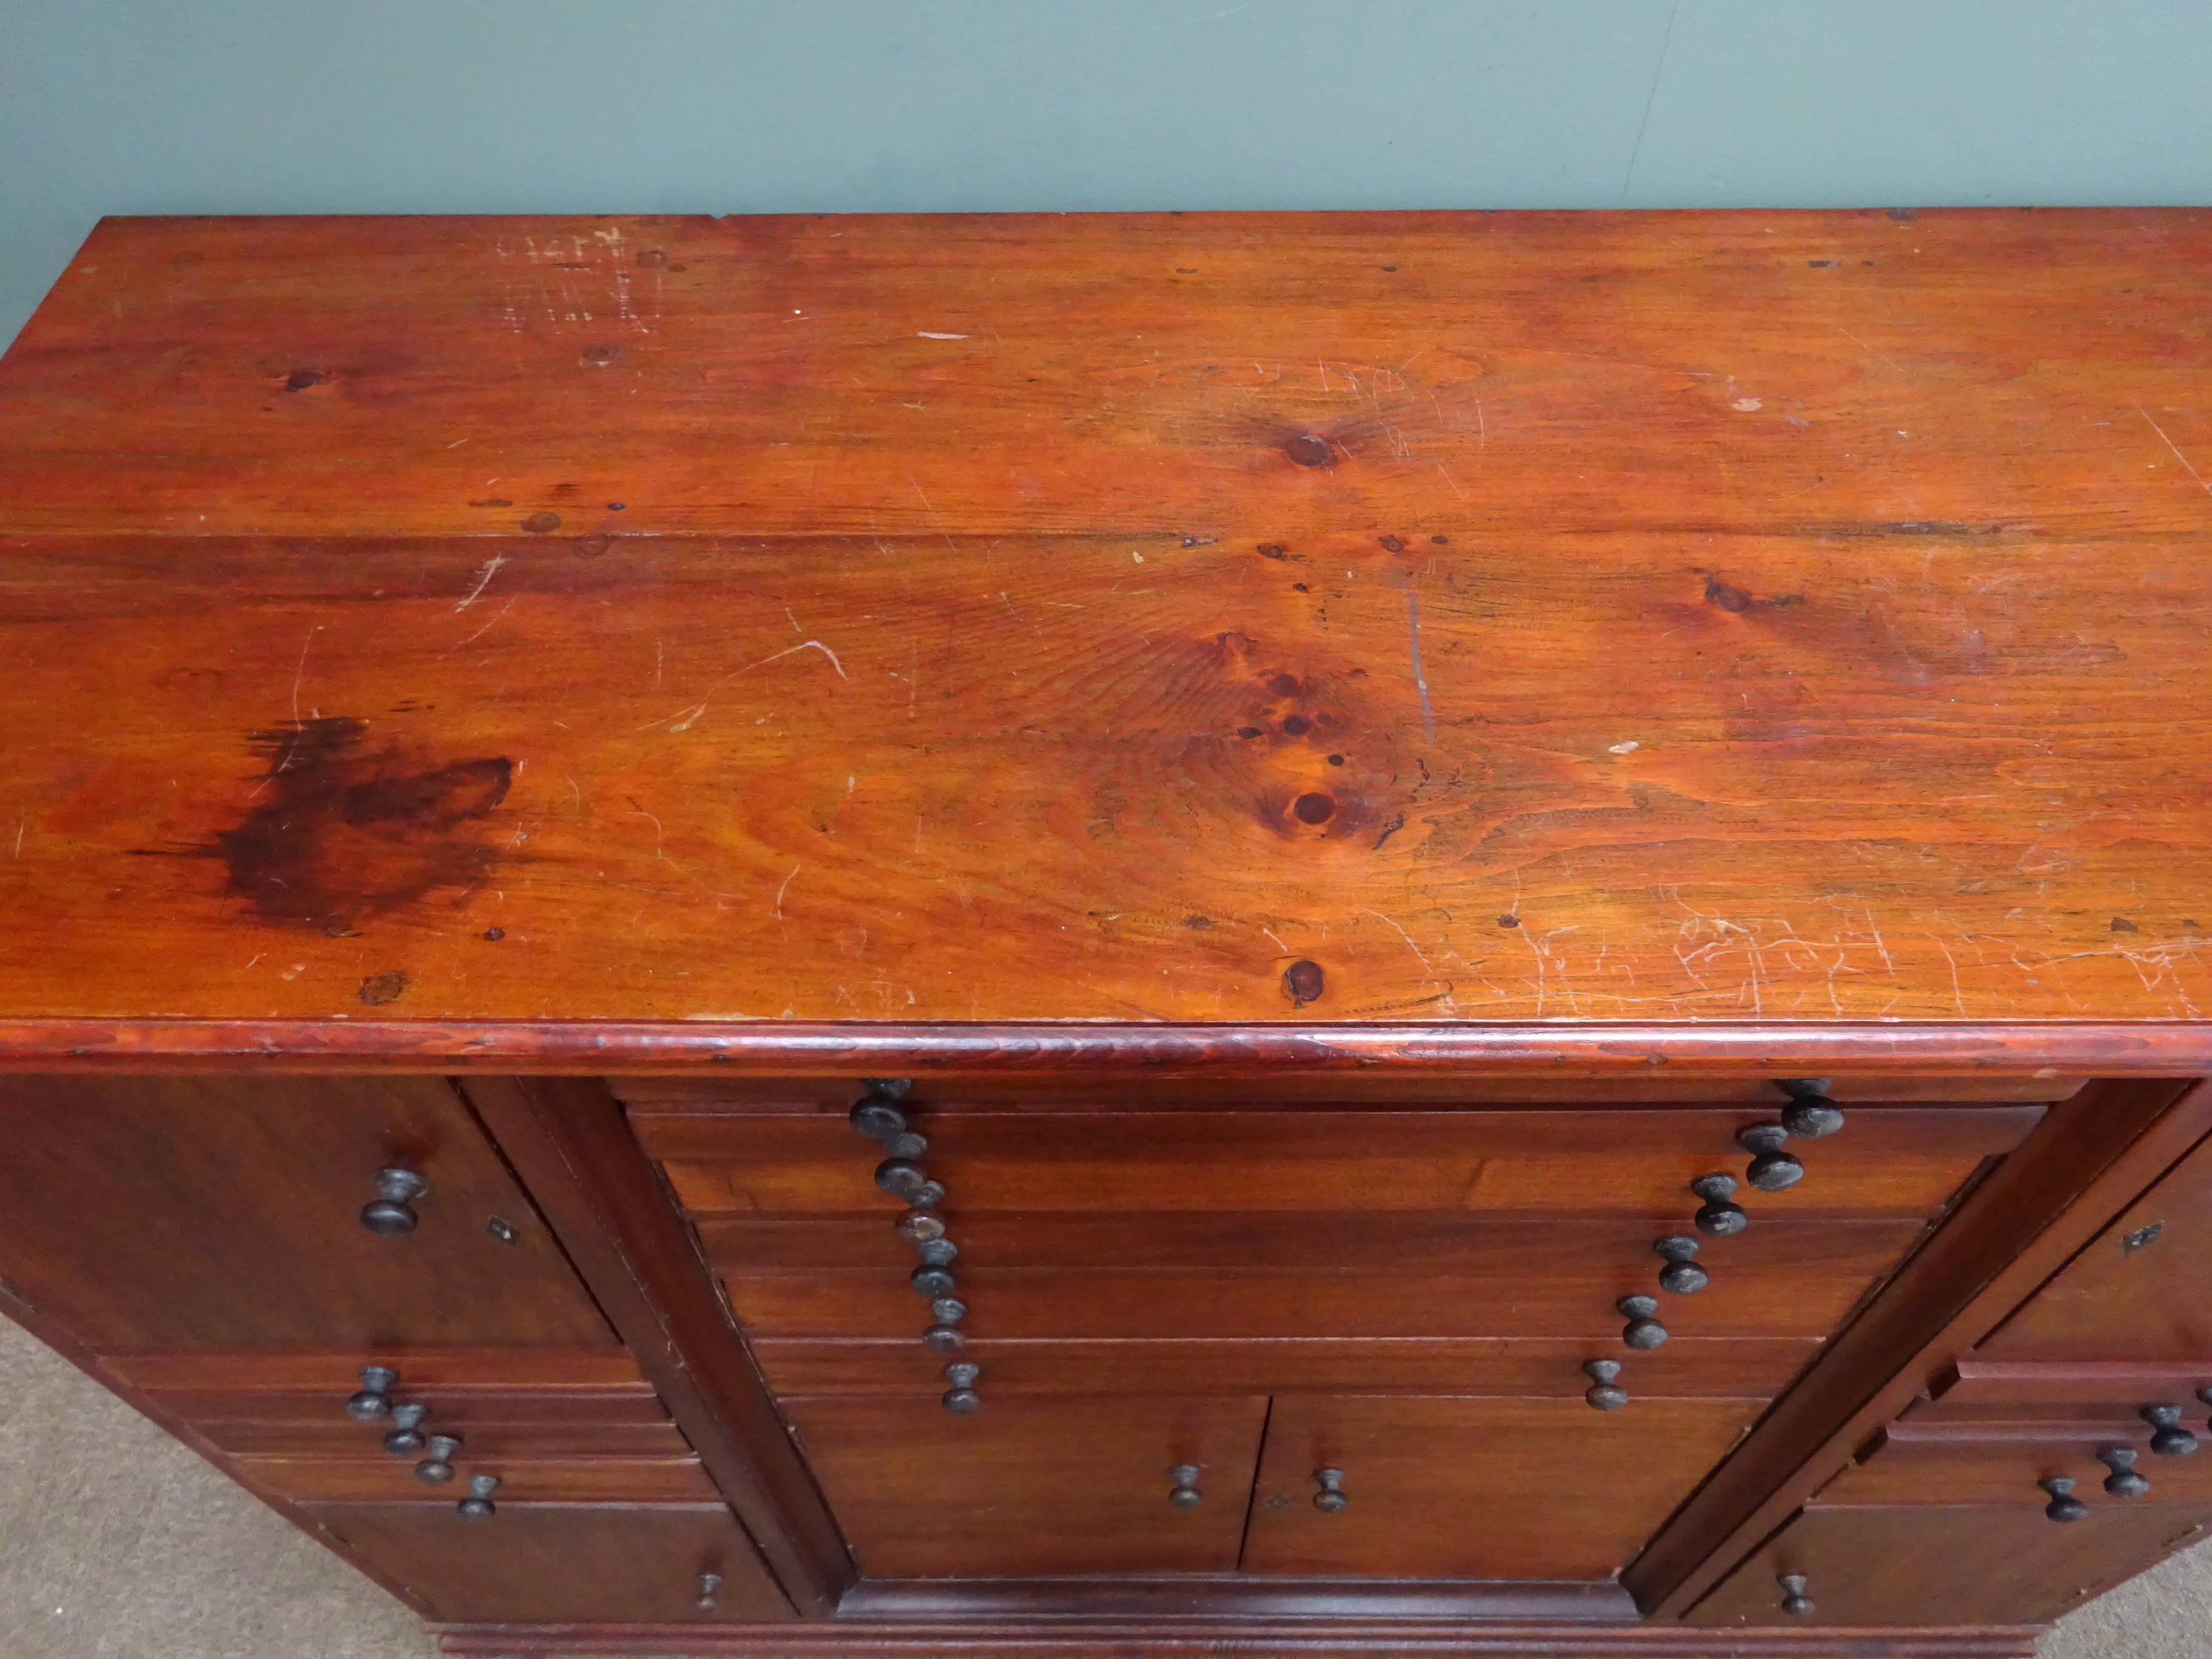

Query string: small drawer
1818 1421 2212 1510
238 1451 719 1505
746 1333 1815 1400
780 1393 1269 1577
302 1501 790 1624
640 1107 2043 1221
715 1217 1931 1341
107 1349 672 1427
1903 1357 2212 1428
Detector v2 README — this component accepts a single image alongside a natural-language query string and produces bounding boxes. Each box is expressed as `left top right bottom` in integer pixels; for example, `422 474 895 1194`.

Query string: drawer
639 1107 2043 1220
1687 1503 2212 1627
716 1218 1927 1341
1818 1421 2212 1509
746 1335 1814 1399
240 1451 718 1504
779 1393 1268 1577
1981 1124 2212 1361
1240 1395 1759 1580
302 1501 790 1624
1904 1358 2212 1428
107 1350 674 1428
0 1076 614 1352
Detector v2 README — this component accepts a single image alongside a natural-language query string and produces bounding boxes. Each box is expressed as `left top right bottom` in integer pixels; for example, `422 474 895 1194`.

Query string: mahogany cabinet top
1 209 2210 1070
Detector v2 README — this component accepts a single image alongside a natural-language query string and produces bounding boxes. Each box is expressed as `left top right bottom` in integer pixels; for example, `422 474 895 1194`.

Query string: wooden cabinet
7 207 2212 1658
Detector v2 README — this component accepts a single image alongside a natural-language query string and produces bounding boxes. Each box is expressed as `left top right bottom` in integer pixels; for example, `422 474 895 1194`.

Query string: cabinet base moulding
427 1620 2039 1658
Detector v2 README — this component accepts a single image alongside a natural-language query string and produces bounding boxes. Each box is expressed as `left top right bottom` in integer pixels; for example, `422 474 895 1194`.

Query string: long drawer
1818 1421 2212 1509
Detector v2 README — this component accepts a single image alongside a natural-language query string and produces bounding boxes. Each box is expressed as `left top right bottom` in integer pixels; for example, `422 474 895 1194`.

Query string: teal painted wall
4 0 2210 345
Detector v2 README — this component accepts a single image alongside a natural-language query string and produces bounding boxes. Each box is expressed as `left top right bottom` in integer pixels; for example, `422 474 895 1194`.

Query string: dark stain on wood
197 717 514 929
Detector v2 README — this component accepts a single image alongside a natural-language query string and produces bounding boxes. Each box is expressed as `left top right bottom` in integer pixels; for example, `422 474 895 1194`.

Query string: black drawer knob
458 1472 500 1520
896 1209 948 1244
2040 1475 2088 1522
2143 1403 2199 1457
910 1263 957 1297
383 1402 430 1456
922 1322 966 1354
1618 1294 1668 1350
1691 1173 1748 1236
415 1433 463 1485
1777 1078 1846 1139
360 1168 427 1236
1582 1359 1629 1411
345 1365 398 1421
1778 1574 1815 1617
2100 1447 2151 1498
1168 1464 1203 1509
942 1361 981 1413
1737 1123 1806 1192
695 1572 723 1612
1312 1467 1348 1512
1654 1235 1708 1295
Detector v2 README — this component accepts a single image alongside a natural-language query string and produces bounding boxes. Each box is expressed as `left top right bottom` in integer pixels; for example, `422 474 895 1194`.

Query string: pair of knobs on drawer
2143 1393 2212 1456
2041 1450 2154 1521
1161 1465 1339 1510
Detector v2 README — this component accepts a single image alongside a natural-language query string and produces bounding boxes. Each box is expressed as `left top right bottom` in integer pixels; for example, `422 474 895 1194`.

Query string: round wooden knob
2143 1404 2199 1456
1312 1468 1347 1512
1691 1173 1748 1236
2040 1475 2088 1522
346 1365 398 1421
1582 1359 1629 1410
1737 1123 1805 1191
360 1168 427 1236
1618 1294 1668 1350
1778 1574 1814 1616
1654 1235 1708 1295
1168 1465 1202 1508
2100 1447 2151 1498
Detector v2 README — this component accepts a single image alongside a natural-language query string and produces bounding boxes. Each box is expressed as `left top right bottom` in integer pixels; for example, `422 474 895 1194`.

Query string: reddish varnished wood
1 212 2211 1037
744 1336 1812 1401
0 1019 2202 1074
304 1501 791 1624
244 1453 717 1504
428 1622 2036 1658
1238 1396 1755 1581
461 1076 851 1615
1631 1078 2210 1617
778 1394 1269 1577
1905 1359 2212 1425
1686 1504 2212 1629
639 1106 2037 1219
1818 1422 2212 1508
0 1075 614 1352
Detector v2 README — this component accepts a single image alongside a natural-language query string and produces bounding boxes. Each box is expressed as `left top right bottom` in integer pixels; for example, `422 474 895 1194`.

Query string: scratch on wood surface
454 555 506 612
774 863 801 920
1403 590 1436 741
750 639 848 679
2137 406 2212 499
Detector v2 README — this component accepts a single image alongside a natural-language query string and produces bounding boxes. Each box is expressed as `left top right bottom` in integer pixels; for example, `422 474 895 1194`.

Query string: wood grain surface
2 209 2211 1040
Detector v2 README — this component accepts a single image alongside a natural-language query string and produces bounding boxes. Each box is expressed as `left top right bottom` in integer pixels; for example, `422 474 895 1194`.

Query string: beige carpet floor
0 1316 2204 1658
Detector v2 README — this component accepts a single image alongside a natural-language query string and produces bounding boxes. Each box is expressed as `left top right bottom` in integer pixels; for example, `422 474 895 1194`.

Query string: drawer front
1982 1124 2212 1361
779 1394 1268 1577
0 1076 614 1352
1687 1503 2212 1627
640 1107 2042 1220
1819 1423 2212 1509
747 1334 1814 1399
303 1501 790 1624
717 1220 1925 1341
243 1452 717 1504
1240 1395 1758 1580
1905 1358 2212 1428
